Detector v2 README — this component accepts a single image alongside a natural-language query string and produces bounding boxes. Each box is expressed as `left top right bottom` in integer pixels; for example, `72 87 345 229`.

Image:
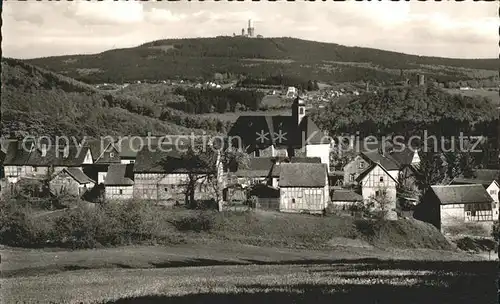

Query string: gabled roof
104 164 134 186
234 157 275 178
278 163 327 187
356 162 399 184
85 138 119 163
133 144 213 174
60 168 95 184
360 151 400 171
430 184 493 205
3 142 91 167
228 114 329 149
330 190 363 202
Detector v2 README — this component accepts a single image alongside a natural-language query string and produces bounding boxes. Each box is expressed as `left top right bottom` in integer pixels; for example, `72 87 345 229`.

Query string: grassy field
1 208 495 303
444 88 500 104
1 244 495 304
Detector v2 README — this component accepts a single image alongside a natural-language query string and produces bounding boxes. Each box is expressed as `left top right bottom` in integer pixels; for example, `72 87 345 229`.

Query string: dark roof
3 142 91 167
62 168 95 184
356 162 399 184
430 184 493 205
104 164 134 186
330 190 363 202
228 114 329 150
235 157 275 178
361 151 400 171
278 163 327 187
84 138 118 163
133 145 213 174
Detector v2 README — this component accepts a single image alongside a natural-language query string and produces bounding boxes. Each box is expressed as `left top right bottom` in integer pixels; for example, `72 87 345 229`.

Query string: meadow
1 244 495 304
1 205 496 304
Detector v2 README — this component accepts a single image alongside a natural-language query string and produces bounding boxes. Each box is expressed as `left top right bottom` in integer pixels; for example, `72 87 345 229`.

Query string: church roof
228 115 329 149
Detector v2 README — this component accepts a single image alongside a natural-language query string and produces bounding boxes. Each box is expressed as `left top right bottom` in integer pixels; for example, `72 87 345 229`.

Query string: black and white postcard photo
0 1 498 303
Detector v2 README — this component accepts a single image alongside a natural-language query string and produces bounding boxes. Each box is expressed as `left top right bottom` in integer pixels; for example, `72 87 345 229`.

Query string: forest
1 58 228 139
170 87 265 114
27 37 496 85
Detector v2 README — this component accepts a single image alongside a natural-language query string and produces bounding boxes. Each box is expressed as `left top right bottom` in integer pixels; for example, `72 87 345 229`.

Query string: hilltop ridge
26 37 497 85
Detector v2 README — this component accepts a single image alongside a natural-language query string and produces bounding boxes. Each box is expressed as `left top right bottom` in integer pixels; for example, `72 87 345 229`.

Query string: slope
1 58 224 139
26 37 497 85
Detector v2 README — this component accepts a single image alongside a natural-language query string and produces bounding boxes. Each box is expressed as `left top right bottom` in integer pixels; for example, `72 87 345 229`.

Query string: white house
104 164 134 200
356 162 398 215
278 163 329 214
486 181 499 218
415 184 494 236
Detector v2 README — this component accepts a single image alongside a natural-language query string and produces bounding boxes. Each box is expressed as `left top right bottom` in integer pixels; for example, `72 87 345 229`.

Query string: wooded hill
1 58 227 139
26 37 497 85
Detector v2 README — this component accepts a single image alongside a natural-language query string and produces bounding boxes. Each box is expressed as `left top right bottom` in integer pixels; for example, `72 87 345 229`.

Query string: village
1 93 498 239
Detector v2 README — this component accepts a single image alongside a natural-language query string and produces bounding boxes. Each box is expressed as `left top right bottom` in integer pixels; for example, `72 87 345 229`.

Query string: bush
173 212 215 232
0 199 52 247
0 198 174 249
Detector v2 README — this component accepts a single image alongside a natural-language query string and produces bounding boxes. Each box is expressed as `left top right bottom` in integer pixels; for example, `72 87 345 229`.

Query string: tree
167 140 249 209
367 186 395 220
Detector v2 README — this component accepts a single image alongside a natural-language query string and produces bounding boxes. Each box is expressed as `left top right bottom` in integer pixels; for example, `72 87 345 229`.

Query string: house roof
451 169 499 187
234 157 275 178
430 184 493 205
3 142 91 167
361 151 400 171
133 144 213 174
104 164 134 186
62 168 95 184
84 138 119 163
330 190 363 202
356 162 399 184
278 163 327 187
228 112 329 150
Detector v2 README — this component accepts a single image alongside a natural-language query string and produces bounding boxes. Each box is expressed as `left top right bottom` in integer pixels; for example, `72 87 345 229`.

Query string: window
358 161 365 169
298 190 303 198
375 191 380 196
254 150 260 157
130 160 135 164
110 152 114 158
292 198 296 204
379 176 384 182
33 167 38 172
119 189 123 195
350 174 355 182
490 190 497 195
299 107 304 115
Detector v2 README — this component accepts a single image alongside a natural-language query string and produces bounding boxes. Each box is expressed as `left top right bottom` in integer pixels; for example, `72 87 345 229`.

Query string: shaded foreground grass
1 259 496 304
0 241 479 279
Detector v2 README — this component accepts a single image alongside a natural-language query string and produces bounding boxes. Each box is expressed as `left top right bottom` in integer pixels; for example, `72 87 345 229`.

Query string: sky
2 1 498 59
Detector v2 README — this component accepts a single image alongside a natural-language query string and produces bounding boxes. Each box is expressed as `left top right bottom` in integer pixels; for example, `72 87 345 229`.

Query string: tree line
170 87 265 114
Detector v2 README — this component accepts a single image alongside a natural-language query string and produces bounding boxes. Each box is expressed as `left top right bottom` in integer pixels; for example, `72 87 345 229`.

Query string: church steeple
292 95 306 125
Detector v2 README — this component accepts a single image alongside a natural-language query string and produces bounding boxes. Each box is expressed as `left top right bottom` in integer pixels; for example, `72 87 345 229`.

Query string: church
228 96 331 171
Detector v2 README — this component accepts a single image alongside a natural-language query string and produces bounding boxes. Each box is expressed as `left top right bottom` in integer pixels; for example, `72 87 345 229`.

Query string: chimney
241 28 245 36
